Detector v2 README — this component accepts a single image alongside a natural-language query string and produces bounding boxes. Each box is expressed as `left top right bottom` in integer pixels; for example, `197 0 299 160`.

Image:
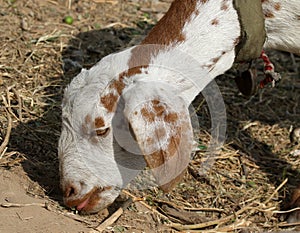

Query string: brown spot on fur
203 56 222 71
100 93 118 112
127 46 155 74
212 56 221 63
85 114 92 124
167 133 181 156
200 0 208 3
274 3 281 11
94 117 105 128
153 104 165 117
234 36 240 46
119 65 148 80
109 79 125 95
202 54 222 71
146 137 154 145
84 186 112 212
127 0 198 72
145 149 168 168
264 9 275 18
141 0 197 46
141 107 155 122
82 115 92 134
164 112 178 123
100 60 145 113
152 99 160 105
126 0 198 79
211 18 219 25
221 1 229 11
145 130 181 169
143 129 183 192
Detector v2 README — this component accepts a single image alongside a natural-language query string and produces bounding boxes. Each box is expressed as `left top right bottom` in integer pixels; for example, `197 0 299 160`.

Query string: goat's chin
83 189 121 214
62 185 121 214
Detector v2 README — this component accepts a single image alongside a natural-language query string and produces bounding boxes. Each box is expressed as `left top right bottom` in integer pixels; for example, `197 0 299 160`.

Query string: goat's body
263 0 300 55
110 0 300 104
125 0 241 105
59 0 300 214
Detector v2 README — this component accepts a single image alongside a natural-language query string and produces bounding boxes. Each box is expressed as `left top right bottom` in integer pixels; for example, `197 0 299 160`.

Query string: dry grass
0 0 299 232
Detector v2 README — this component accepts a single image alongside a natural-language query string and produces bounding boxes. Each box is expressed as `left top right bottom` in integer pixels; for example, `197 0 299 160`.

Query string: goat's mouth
64 186 112 213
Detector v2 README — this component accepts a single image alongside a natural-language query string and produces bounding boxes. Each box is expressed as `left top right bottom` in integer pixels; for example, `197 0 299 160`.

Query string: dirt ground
0 0 299 232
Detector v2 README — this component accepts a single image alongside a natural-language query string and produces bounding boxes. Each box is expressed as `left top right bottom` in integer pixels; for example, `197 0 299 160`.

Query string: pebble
21 17 29 31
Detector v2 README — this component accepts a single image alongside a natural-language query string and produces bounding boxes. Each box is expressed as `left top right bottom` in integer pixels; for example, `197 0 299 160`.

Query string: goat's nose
63 184 78 198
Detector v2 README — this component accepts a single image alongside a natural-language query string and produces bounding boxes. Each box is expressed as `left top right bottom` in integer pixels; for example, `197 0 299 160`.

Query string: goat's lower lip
76 196 90 211
64 186 113 213
64 187 99 211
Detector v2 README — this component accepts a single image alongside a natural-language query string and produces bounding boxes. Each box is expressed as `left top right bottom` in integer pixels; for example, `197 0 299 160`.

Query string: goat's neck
123 0 241 103
99 0 241 113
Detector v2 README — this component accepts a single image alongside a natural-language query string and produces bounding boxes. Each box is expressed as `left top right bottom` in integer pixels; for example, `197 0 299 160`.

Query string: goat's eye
95 127 110 137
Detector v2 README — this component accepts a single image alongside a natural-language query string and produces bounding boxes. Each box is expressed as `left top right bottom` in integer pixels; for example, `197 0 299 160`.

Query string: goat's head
58 47 194 213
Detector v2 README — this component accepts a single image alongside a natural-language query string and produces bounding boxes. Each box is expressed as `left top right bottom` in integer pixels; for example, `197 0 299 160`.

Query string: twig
103 22 130 29
122 190 170 221
0 147 8 160
239 179 288 221
92 198 133 232
2 88 19 121
156 199 226 213
273 207 300 214
278 221 300 227
0 103 12 156
168 205 254 231
1 202 46 208
264 178 288 205
187 219 250 233
93 0 118 5
183 207 226 213
11 87 23 121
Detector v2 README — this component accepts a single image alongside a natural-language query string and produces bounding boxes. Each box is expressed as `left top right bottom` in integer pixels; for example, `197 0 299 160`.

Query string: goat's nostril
64 185 77 198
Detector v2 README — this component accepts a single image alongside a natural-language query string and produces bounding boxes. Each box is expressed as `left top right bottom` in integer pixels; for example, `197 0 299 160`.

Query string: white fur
59 0 300 213
263 0 300 55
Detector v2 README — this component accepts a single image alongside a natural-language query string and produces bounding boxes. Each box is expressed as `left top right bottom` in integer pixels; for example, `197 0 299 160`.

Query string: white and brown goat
58 0 300 214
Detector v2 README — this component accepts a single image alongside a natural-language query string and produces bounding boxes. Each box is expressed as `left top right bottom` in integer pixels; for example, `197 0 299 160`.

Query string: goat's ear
123 82 193 192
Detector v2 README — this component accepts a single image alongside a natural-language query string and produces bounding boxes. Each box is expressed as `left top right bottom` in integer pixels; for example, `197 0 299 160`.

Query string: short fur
59 0 300 213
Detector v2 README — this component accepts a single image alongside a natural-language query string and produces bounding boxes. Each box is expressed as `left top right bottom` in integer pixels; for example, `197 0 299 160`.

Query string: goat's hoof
235 68 257 96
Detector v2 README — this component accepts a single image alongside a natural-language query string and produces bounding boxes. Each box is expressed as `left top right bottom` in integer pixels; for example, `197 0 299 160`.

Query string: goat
58 0 300 214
